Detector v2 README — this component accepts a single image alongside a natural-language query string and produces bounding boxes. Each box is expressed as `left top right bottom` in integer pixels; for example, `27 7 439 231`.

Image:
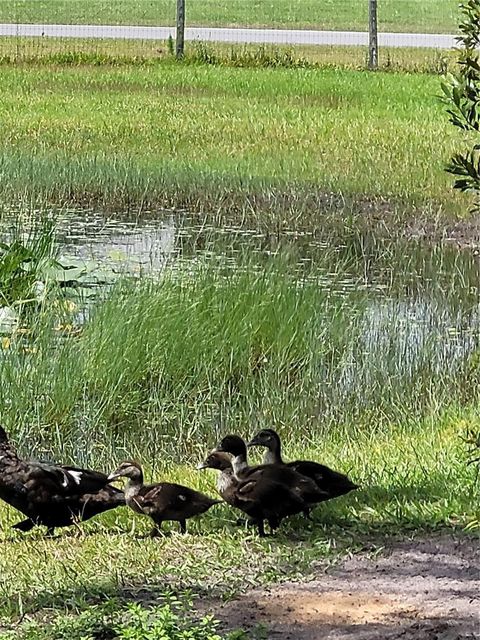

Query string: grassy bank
0 408 477 638
0 0 459 33
0 257 479 637
0 62 464 219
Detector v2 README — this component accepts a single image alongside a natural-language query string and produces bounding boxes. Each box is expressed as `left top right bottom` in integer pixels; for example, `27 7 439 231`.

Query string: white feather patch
66 470 83 485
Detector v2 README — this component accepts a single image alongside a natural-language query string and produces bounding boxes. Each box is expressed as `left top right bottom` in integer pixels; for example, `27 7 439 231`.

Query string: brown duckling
196 451 238 503
0 425 125 536
108 460 221 535
213 434 327 511
248 428 358 501
197 450 308 536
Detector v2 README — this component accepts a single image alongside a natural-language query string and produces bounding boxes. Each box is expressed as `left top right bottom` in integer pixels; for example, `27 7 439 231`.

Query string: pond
1 207 479 461
57 207 480 394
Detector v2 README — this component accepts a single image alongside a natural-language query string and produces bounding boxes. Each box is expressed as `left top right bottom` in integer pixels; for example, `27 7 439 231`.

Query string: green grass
0 597 240 640
0 250 478 636
0 412 478 636
0 0 460 33
0 62 466 218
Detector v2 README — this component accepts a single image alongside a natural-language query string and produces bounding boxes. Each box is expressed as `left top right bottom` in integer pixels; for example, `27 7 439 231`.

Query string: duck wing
146 483 220 507
1 461 124 530
288 461 358 498
77 484 125 520
132 483 190 514
0 431 124 529
135 483 220 518
235 477 308 522
240 464 327 505
26 462 112 497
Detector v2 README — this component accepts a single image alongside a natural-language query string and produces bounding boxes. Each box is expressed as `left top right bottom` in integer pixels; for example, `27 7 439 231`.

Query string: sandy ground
212 534 479 639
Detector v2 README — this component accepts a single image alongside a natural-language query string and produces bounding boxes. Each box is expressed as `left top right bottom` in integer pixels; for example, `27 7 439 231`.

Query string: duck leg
268 516 281 533
256 519 266 537
179 520 187 534
149 520 163 538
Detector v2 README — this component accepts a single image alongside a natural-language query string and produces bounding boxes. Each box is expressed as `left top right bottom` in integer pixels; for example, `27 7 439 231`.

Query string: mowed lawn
0 0 460 33
0 63 461 212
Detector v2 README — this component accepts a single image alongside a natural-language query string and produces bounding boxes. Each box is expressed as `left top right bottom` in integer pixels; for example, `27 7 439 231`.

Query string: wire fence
0 1 460 70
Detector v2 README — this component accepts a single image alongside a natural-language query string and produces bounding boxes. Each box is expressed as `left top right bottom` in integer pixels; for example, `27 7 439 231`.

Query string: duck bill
246 437 262 447
196 461 208 470
107 470 122 482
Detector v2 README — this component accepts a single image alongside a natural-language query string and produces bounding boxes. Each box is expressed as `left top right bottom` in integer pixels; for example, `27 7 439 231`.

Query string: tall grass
1 252 478 468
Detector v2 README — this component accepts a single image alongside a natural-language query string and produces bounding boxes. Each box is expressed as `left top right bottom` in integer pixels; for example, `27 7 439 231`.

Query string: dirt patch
212 534 479 639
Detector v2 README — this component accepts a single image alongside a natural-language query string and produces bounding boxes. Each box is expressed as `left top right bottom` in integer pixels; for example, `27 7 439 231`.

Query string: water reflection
56 208 480 301
59 211 178 272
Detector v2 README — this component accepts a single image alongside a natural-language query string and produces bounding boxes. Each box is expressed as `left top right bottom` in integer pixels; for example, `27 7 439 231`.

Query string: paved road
0 24 457 49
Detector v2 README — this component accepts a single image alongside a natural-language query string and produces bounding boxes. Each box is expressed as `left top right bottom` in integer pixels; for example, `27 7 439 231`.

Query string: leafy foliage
0 220 58 308
0 598 244 640
442 0 480 209
0 220 116 336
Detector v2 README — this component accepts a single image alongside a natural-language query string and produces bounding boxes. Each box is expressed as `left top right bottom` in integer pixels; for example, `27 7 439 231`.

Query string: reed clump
1 252 478 468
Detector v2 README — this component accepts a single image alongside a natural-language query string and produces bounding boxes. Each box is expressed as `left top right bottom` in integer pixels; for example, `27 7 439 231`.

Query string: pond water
2 207 480 417
57 208 480 294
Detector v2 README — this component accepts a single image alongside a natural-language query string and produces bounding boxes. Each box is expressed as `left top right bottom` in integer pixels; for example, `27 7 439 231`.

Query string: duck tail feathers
0 425 9 443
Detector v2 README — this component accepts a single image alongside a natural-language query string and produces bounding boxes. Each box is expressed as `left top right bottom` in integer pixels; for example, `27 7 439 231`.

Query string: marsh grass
0 62 465 218
0 260 473 452
1 250 479 463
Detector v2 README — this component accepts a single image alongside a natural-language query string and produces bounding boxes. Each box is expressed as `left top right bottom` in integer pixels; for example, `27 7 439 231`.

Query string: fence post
176 0 185 59
368 0 378 69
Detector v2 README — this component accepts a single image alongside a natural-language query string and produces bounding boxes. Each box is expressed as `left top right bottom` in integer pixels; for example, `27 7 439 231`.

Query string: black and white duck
248 428 358 501
108 460 221 535
197 450 309 536
0 425 125 535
